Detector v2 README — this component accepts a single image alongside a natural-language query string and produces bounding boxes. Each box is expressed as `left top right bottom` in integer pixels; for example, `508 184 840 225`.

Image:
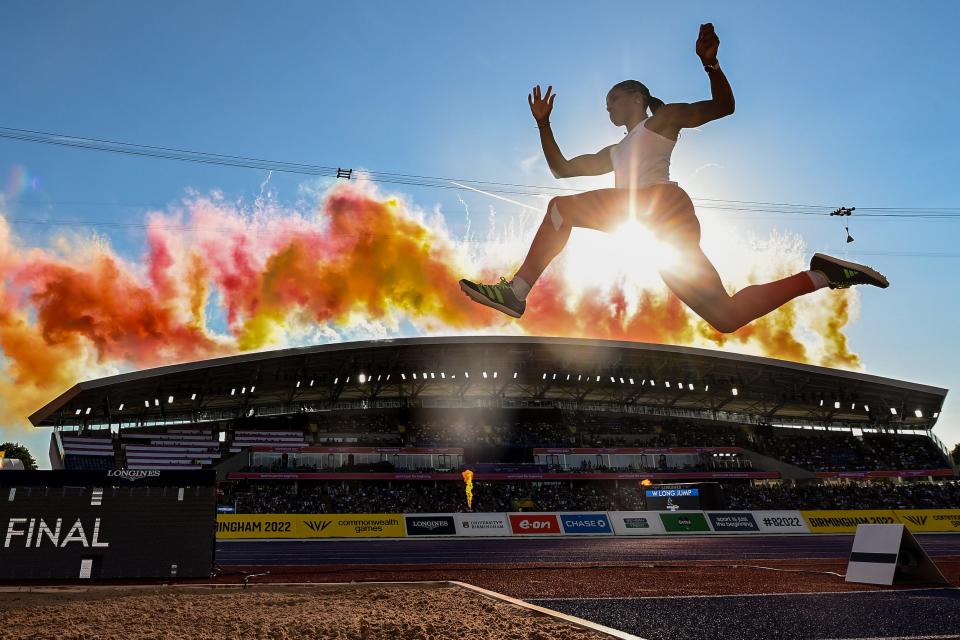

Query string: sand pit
0 583 624 640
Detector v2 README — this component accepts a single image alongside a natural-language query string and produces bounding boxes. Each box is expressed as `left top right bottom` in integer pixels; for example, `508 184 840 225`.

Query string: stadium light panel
650 380 655 386
386 374 391 381
250 386 255 393
578 374 582 381
819 399 824 407
731 388 738 396
346 377 350 383
890 407 897 415
296 380 302 388
430 373 435 379
483 371 488 379
552 373 556 380
359 373 366 384
85 407 91 415
864 404 870 412
630 378 635 385
934 412 939 418
493 371 498 379
620 377 625 384
851 403 856 410
168 395 175 403
688 383 694 390
566 374 570 381
154 398 160 406
241 387 246 394
665 381 671 388
915 409 923 418
513 372 518 379
440 372 445 379
464 372 469 378
230 388 236 396
412 373 417 380
834 401 840 409
309 379 315 386
118 403 124 411
191 393 197 400
422 372 427 379
612 377 617 383
377 374 382 381
677 381 682 389
144 400 150 408
705 384 709 391
596 375 600 382
401 373 406 380
75 409 81 415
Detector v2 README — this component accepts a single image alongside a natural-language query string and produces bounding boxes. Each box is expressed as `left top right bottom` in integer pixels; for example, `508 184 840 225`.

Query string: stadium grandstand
28 336 956 513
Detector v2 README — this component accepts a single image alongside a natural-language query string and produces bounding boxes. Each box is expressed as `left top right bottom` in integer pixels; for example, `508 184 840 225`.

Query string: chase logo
560 514 612 534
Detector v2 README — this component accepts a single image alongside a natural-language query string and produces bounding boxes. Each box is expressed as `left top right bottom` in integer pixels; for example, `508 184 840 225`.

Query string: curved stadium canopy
30 336 947 431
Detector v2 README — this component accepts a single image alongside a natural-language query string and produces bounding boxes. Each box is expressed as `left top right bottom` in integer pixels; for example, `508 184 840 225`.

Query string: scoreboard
644 482 723 511
0 470 216 580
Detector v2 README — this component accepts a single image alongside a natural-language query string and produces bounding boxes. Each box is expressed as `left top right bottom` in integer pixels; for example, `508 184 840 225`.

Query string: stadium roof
30 336 948 430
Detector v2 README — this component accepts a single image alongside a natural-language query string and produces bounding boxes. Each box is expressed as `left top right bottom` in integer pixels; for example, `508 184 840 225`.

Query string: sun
561 219 680 292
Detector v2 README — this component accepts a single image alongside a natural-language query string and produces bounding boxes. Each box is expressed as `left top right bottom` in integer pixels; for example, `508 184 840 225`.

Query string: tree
0 442 38 470
952 442 960 465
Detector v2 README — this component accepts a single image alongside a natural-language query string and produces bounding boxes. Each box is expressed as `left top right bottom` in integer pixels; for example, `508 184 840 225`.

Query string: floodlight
731 388 738 396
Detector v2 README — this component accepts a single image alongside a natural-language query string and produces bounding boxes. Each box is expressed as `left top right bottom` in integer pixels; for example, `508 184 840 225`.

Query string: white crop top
610 119 677 190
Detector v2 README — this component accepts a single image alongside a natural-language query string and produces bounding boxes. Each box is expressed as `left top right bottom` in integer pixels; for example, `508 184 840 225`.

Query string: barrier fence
215 509 960 539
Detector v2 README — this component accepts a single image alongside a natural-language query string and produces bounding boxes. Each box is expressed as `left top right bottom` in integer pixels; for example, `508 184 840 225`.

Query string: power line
3 125 960 218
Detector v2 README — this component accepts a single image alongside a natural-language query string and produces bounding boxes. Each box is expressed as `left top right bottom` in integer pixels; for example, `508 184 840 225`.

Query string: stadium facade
30 335 949 435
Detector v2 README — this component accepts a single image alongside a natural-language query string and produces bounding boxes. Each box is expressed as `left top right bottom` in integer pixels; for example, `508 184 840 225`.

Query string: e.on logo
509 514 560 534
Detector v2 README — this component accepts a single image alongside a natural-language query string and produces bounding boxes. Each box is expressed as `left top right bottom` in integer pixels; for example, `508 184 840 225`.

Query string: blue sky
1 1 959 465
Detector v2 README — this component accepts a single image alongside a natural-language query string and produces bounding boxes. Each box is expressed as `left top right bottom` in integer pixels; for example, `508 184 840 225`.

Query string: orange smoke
0 181 861 431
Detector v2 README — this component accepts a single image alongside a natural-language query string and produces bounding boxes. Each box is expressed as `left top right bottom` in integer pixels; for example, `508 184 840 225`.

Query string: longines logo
107 470 161 482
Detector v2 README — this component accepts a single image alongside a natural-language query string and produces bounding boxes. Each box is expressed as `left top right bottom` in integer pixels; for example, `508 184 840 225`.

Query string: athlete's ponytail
612 79 664 115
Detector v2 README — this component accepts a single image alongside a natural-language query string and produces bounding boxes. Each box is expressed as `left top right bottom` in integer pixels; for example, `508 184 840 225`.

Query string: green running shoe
459 276 526 318
810 253 889 290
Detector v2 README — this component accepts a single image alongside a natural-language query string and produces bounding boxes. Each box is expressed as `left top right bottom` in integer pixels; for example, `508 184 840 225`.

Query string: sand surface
0 584 616 640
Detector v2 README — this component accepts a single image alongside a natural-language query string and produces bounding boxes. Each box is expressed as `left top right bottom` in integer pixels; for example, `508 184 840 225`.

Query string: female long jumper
459 24 888 332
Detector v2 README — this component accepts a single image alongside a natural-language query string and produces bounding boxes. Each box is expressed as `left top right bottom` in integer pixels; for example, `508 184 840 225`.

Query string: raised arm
653 23 735 135
529 84 613 179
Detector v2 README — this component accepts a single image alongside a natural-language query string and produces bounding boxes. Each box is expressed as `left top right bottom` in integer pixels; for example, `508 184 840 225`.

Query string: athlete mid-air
459 23 888 332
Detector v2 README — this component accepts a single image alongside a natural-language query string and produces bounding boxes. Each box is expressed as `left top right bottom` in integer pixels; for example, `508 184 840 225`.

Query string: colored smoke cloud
0 181 860 430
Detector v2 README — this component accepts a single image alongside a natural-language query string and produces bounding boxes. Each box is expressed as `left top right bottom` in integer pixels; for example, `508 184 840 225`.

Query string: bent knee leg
545 196 567 231
694 297 748 334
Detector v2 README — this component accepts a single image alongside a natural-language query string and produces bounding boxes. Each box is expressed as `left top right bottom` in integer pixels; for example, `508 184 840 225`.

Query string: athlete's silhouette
460 24 887 331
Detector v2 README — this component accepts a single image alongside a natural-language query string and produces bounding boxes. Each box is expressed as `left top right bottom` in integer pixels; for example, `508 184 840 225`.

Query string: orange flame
461 469 474 509
0 181 861 431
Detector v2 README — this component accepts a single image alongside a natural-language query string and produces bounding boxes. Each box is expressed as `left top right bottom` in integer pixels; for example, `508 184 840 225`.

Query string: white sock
805 270 829 290
511 276 532 301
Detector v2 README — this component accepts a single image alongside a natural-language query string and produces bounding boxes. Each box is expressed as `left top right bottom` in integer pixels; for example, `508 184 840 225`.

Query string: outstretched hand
528 84 555 123
696 23 720 64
